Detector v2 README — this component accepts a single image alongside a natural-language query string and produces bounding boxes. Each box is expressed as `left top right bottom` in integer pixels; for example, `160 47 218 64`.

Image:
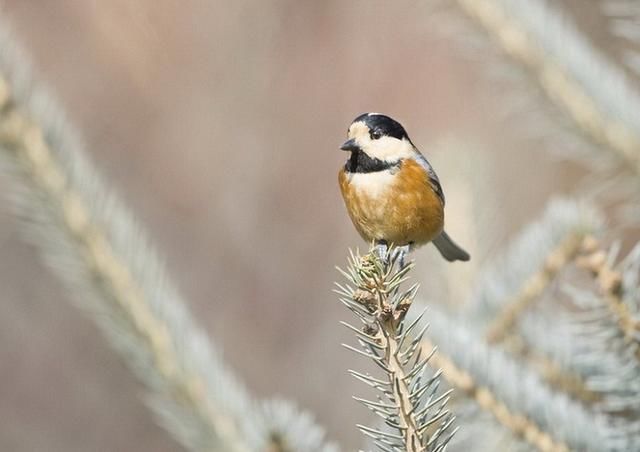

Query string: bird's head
340 113 414 163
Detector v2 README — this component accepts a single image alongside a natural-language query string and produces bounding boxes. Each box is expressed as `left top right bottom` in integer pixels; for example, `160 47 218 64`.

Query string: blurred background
0 1 623 450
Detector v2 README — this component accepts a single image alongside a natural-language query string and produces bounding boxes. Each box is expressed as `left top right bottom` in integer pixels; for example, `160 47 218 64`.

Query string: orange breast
338 159 444 246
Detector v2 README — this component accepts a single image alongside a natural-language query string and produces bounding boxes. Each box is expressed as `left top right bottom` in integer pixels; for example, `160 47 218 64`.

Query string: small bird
338 113 470 265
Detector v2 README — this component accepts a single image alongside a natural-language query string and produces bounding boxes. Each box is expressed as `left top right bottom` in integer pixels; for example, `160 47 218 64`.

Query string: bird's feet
392 244 411 270
375 242 411 270
375 241 389 265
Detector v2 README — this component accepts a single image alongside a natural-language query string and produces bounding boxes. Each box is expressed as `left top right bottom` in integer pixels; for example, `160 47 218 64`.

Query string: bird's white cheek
368 138 415 162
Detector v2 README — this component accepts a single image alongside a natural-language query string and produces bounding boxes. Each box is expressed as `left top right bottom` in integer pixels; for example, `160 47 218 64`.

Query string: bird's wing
413 153 445 205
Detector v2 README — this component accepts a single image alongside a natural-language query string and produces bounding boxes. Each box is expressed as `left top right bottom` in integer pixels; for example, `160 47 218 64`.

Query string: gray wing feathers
411 153 468 261
432 231 470 262
413 154 445 205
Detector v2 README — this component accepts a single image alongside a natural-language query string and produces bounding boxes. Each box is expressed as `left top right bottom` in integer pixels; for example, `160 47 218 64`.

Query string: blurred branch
468 200 640 411
577 237 640 352
255 400 339 452
455 0 640 176
601 0 640 78
481 230 602 405
522 344 601 405
423 304 637 452
503 244 640 415
481 230 599 404
0 81 248 452
467 199 602 327
501 333 601 406
486 232 585 344
423 335 570 452
0 43 251 452
0 22 336 452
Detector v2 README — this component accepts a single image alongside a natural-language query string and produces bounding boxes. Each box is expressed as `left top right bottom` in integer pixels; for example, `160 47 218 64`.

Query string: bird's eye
370 130 382 140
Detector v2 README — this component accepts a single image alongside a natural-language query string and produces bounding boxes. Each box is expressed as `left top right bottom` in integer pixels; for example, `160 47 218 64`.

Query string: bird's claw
392 245 411 270
375 242 389 264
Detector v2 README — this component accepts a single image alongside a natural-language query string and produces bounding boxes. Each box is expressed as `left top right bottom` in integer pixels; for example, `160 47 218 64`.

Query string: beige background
0 2 603 450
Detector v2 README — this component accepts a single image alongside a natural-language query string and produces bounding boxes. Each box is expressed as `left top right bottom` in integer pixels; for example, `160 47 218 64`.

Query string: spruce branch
523 345 601 406
470 202 640 412
519 305 640 415
601 0 640 78
452 199 612 413
421 304 640 452
500 333 601 406
535 240 640 415
510 237 640 415
482 231 602 406
576 236 640 349
422 337 570 452
256 400 340 452
482 275 600 406
0 69 251 452
0 23 337 452
468 199 602 327
454 0 640 176
486 232 585 344
336 248 456 452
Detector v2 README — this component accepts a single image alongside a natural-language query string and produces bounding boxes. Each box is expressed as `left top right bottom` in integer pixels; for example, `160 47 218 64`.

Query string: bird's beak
340 138 361 152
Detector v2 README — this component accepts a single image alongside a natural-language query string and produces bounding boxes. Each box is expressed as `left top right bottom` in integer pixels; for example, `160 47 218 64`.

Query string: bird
338 113 470 266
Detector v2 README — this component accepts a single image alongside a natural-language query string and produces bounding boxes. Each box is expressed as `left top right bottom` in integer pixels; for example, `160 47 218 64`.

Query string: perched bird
338 113 470 264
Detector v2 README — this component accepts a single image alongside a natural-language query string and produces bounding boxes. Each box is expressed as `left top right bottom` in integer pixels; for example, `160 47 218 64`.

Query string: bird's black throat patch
345 150 400 173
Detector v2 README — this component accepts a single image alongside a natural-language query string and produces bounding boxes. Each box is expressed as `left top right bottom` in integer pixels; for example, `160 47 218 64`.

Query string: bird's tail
432 230 470 262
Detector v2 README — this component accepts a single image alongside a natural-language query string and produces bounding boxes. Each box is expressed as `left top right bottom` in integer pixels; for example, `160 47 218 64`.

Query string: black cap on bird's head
340 113 414 162
352 113 408 140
